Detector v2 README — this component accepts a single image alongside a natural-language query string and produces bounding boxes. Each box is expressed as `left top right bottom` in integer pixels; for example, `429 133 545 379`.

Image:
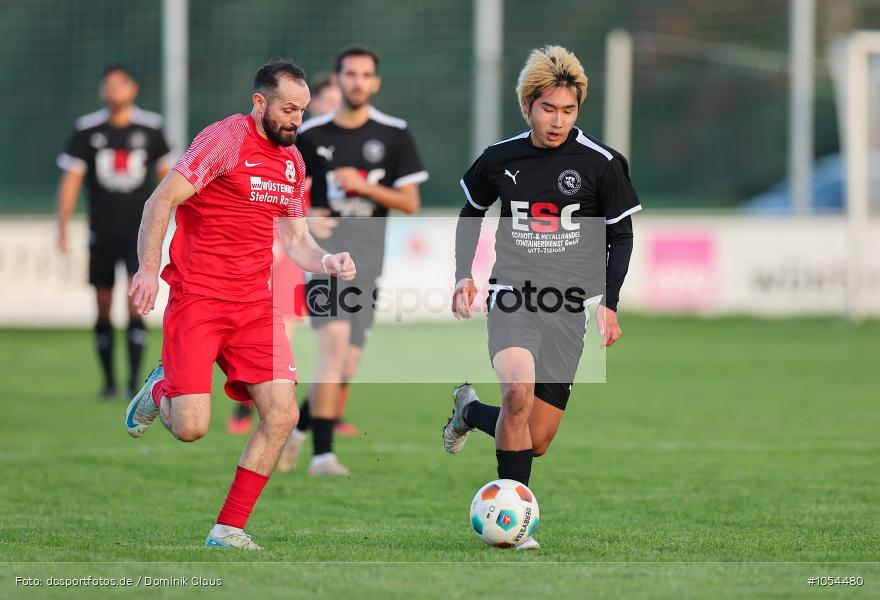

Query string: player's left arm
278 217 355 280
597 217 634 348
597 155 642 347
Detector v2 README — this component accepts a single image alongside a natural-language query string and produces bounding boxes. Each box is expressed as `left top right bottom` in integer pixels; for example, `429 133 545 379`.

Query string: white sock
211 524 243 537
290 428 306 441
311 452 334 464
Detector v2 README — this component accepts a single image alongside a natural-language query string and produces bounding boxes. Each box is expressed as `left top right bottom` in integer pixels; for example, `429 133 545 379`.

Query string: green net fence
2 0 880 213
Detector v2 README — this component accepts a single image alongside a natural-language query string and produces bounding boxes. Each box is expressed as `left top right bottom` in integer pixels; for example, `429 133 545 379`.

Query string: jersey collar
527 127 578 151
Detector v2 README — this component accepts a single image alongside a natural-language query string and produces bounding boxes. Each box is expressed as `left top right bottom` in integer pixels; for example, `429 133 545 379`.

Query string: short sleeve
173 119 245 193
390 129 429 188
56 129 90 174
283 148 307 218
459 151 498 211
601 156 642 224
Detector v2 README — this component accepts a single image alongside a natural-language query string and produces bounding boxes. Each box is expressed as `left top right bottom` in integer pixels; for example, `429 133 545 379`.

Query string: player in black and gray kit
443 46 641 550
56 66 171 399
276 46 428 476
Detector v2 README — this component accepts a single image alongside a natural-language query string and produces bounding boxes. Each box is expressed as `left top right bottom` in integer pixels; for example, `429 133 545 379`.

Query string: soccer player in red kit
124 60 356 550
227 74 343 436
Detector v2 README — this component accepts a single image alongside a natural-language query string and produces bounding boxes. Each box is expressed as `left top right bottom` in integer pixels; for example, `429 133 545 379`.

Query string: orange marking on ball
481 484 501 500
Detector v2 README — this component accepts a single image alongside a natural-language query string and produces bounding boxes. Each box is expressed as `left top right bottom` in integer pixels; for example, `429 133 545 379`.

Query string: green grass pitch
0 316 878 598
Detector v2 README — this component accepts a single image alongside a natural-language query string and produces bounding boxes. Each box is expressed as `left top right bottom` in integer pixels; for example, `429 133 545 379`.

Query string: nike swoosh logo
245 160 262 167
126 401 138 429
288 364 297 372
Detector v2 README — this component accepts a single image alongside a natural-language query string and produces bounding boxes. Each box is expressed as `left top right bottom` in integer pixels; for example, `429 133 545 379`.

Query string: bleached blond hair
516 45 588 123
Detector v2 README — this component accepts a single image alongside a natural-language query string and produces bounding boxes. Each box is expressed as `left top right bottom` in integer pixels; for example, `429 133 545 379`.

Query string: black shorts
305 275 377 348
89 229 139 287
487 287 587 410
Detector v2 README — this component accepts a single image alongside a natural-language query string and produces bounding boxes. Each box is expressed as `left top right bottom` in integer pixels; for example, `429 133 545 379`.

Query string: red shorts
161 291 297 402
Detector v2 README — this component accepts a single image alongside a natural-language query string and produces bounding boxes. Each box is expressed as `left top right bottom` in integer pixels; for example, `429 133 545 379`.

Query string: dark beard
342 90 368 110
262 112 297 147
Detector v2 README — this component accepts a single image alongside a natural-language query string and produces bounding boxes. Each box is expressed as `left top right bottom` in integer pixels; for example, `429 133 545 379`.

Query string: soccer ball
469 479 539 547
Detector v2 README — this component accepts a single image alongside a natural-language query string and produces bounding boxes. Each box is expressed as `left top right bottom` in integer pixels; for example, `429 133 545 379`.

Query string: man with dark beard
275 46 428 476
124 59 357 549
226 73 343 436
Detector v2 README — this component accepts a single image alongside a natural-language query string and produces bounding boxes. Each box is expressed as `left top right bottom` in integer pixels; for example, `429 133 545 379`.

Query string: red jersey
166 114 306 301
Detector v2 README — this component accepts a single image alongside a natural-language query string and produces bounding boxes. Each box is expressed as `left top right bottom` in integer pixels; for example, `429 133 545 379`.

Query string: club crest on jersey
285 160 296 183
558 169 582 195
90 132 108 149
128 131 148 149
363 140 385 163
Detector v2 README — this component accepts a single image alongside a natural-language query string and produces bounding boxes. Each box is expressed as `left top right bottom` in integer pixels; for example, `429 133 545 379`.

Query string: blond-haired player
443 46 642 550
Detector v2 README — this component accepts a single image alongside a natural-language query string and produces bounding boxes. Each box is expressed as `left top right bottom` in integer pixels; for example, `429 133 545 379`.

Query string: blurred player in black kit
56 66 171 399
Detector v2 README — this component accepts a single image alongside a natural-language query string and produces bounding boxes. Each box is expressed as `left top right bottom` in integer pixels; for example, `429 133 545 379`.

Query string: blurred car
744 153 880 214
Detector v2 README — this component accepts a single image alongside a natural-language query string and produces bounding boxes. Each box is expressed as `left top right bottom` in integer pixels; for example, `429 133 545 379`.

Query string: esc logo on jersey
95 148 148 193
511 201 581 233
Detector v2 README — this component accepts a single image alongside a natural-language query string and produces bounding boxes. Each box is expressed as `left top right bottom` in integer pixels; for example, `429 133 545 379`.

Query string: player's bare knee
501 383 533 417
262 402 299 435
283 403 300 431
172 422 208 442
502 382 531 400
290 397 301 421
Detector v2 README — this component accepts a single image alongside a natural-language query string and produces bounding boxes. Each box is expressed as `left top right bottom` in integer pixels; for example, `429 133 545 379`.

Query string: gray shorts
487 285 594 410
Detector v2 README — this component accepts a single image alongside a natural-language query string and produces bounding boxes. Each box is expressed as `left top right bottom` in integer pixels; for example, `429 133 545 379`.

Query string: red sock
216 466 269 529
150 380 166 408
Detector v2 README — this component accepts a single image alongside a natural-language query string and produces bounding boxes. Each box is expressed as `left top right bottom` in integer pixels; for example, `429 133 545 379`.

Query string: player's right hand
128 270 160 316
322 252 357 281
452 278 478 320
307 207 338 239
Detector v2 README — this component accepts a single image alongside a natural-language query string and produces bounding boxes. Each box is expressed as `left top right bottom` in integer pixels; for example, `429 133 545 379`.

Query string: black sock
312 418 334 455
234 402 253 419
126 318 147 390
94 320 115 390
496 449 534 486
463 401 500 437
296 397 311 431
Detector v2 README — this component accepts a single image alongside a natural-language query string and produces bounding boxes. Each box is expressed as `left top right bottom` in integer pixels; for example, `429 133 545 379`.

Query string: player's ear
372 75 382 94
253 92 266 114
